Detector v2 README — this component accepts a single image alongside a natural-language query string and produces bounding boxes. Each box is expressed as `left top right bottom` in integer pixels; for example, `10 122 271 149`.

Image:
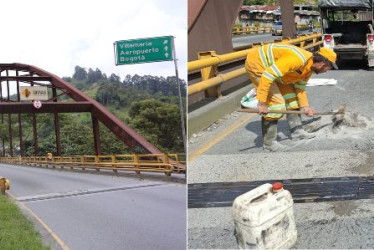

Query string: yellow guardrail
232 24 321 36
0 176 10 194
233 26 273 35
188 33 323 97
0 154 186 176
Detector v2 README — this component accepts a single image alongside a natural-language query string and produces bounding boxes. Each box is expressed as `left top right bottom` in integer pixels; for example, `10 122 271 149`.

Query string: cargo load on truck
318 0 371 9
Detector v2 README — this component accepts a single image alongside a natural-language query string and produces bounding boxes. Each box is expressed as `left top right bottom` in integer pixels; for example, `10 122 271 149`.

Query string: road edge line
188 114 255 162
7 192 70 250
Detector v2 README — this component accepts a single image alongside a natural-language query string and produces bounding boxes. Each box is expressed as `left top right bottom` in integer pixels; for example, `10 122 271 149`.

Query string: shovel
239 104 346 128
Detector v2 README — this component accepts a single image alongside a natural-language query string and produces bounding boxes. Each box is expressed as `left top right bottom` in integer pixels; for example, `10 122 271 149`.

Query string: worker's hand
302 106 316 117
258 101 269 115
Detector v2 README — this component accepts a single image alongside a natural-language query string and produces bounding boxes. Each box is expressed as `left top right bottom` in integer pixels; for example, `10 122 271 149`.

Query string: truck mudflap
334 45 367 60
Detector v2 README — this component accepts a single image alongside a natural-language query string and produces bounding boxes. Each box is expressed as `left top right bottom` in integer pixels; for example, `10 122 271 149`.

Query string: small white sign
20 86 49 101
33 100 42 109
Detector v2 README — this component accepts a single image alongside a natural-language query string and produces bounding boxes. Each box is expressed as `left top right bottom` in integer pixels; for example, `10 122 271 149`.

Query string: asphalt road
0 164 186 250
188 59 374 248
232 28 321 48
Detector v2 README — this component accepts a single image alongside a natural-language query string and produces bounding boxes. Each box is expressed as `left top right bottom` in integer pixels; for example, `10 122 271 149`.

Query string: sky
0 0 187 83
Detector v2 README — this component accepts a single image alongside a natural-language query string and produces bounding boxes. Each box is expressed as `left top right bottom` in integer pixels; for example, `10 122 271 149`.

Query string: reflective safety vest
245 43 313 107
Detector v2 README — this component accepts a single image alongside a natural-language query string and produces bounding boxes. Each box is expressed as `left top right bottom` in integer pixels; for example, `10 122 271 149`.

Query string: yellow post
112 155 117 173
95 155 100 171
163 154 172 176
134 154 140 174
236 26 241 35
246 26 250 34
198 51 221 98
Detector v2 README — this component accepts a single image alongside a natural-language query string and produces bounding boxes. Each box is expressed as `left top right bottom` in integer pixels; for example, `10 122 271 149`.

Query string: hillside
2 67 186 156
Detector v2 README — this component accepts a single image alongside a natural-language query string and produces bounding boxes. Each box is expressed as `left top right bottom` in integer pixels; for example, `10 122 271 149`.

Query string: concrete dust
302 111 374 141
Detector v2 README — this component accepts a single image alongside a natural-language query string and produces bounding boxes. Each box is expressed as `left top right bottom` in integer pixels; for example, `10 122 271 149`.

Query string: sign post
170 37 187 157
114 36 187 156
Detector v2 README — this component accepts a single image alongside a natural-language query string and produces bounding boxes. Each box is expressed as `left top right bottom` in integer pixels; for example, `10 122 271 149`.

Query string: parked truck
318 0 374 68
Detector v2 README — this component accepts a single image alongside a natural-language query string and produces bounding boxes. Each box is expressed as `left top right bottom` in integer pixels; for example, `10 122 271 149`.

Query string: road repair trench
188 176 374 208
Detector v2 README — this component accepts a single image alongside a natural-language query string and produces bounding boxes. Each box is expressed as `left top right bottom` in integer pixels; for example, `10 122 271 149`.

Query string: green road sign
114 36 173 65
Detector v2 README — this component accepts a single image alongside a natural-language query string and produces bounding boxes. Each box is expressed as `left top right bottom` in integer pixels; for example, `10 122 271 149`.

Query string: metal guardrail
232 24 321 36
188 33 323 98
0 176 10 194
233 26 273 35
0 154 186 176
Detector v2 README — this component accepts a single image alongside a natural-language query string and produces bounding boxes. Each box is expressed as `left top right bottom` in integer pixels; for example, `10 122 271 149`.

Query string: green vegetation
128 99 185 153
1 66 186 156
0 195 50 249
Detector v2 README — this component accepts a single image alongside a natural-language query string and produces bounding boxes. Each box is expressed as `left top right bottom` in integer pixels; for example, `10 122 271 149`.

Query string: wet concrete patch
330 200 358 217
348 150 374 175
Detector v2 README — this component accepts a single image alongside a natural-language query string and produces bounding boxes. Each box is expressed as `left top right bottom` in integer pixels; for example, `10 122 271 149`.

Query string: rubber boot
262 118 288 152
286 113 315 140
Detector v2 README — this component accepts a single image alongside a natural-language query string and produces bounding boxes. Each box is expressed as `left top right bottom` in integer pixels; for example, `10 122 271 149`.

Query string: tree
109 73 121 83
87 68 104 84
129 99 184 153
73 66 87 81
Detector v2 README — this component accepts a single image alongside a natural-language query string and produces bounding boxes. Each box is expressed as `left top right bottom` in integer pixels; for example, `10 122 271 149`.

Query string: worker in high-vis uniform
245 44 337 151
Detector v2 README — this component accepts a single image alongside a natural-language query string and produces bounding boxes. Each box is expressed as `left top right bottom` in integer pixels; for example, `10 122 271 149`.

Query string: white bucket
232 183 297 249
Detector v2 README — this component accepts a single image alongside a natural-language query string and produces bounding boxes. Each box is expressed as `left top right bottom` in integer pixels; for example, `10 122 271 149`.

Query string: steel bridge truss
0 63 162 157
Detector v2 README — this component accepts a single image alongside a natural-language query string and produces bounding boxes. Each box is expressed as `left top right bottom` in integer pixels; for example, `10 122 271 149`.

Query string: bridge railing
188 33 322 98
232 24 321 36
233 26 273 35
0 153 186 176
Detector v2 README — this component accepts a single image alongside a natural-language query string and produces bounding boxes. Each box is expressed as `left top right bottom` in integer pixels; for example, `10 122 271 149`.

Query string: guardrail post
198 51 221 98
312 37 319 51
112 155 117 173
235 26 241 35
245 26 250 34
95 155 100 171
81 156 85 170
163 154 172 176
134 154 140 174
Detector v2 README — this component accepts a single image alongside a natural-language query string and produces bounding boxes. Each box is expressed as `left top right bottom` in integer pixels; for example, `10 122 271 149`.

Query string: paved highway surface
0 164 186 250
188 59 374 248
232 28 321 48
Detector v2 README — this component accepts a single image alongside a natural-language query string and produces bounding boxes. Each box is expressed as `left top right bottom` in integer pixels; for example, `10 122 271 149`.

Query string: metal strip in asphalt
188 176 374 208
17 183 165 202
188 114 255 162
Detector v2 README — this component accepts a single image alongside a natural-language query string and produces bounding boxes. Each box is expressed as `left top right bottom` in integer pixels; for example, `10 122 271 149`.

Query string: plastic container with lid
232 182 297 249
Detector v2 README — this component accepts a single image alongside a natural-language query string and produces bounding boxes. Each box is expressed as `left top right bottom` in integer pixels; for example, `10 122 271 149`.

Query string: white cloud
0 0 187 83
